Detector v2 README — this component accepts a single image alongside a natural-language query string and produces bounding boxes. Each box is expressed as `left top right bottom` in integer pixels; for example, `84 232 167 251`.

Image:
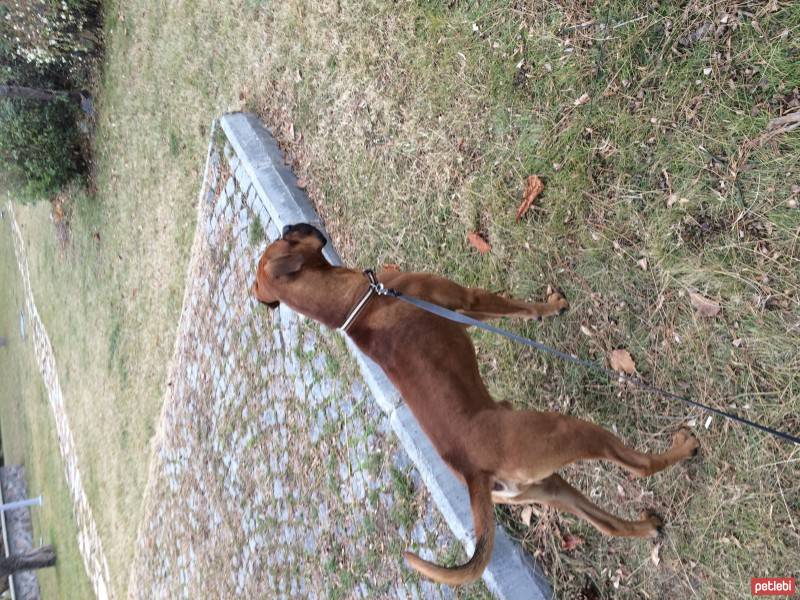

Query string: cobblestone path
7 203 113 600
128 134 491 598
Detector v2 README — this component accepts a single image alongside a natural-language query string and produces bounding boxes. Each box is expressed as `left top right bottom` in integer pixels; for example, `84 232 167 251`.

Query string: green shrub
0 0 103 199
1 0 102 81
0 97 84 199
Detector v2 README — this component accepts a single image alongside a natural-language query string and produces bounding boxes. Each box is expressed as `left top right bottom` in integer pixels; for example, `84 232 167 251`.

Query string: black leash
363 270 800 446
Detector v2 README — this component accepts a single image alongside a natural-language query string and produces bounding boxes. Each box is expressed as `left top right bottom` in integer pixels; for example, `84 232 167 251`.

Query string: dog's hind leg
489 411 699 480
493 474 663 538
602 427 700 477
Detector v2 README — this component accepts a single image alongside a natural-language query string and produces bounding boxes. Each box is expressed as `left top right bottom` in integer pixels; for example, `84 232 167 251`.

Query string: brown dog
252 223 700 585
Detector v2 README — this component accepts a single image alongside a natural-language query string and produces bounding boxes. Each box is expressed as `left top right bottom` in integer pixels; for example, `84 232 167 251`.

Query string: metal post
0 496 43 512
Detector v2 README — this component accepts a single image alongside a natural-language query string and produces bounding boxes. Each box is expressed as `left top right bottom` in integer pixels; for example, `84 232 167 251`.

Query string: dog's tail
403 473 494 585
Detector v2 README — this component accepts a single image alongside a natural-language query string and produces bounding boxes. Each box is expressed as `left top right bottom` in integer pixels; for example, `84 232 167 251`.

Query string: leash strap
362 270 800 446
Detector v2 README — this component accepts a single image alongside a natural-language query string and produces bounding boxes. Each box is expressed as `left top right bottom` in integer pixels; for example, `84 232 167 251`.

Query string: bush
0 97 85 199
1 0 102 82
0 0 102 199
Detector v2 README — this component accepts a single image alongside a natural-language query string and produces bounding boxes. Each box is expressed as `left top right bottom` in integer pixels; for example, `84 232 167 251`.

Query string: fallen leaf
689 291 721 317
611 568 623 589
52 197 65 223
764 295 788 310
637 257 648 271
520 506 533 527
515 175 544 222
467 231 491 254
667 194 690 207
561 534 583 551
574 93 591 107
580 324 594 337
651 542 661 566
609 349 636 375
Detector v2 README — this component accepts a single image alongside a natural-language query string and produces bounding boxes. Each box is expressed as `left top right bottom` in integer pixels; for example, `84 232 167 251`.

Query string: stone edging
220 112 552 600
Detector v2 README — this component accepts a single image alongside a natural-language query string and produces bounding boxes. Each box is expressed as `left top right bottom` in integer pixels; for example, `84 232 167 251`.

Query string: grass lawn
7 3 275 594
6 0 798 597
0 222 94 600
244 1 800 596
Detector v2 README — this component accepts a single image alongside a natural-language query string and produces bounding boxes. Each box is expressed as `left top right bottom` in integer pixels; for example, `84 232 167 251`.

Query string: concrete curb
220 112 552 600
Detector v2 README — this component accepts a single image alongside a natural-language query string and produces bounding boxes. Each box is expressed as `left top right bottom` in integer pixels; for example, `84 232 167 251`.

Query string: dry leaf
611 568 623 589
574 93 591 107
467 231 492 254
651 542 662 566
609 349 636 375
667 194 689 208
520 506 533 527
515 175 544 222
689 291 721 317
637 257 648 271
580 324 594 337
561 534 583 551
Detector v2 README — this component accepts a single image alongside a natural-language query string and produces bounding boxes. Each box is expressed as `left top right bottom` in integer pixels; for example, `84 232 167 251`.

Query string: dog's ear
265 253 304 278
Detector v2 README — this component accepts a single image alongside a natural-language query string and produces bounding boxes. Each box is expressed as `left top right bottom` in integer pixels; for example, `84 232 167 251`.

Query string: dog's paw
641 510 665 539
672 427 700 458
546 285 570 315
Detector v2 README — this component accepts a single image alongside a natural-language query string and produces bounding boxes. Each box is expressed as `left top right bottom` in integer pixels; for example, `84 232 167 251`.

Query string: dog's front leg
460 285 569 321
413 274 569 321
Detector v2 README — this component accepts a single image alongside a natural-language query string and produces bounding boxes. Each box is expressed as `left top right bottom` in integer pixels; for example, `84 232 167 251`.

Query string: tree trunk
0 545 56 578
0 84 93 114
0 84 78 103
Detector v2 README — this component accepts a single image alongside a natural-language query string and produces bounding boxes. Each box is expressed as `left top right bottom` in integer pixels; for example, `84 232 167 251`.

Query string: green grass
232 1 799 597
248 214 266 247
3 1 279 593
3 0 798 598
0 222 94 600
389 466 418 531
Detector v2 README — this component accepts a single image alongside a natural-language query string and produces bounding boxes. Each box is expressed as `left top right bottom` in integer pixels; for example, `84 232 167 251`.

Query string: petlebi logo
751 578 795 596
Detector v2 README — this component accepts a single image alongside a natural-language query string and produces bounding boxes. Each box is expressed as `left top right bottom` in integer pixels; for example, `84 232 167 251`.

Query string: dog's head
252 223 328 308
